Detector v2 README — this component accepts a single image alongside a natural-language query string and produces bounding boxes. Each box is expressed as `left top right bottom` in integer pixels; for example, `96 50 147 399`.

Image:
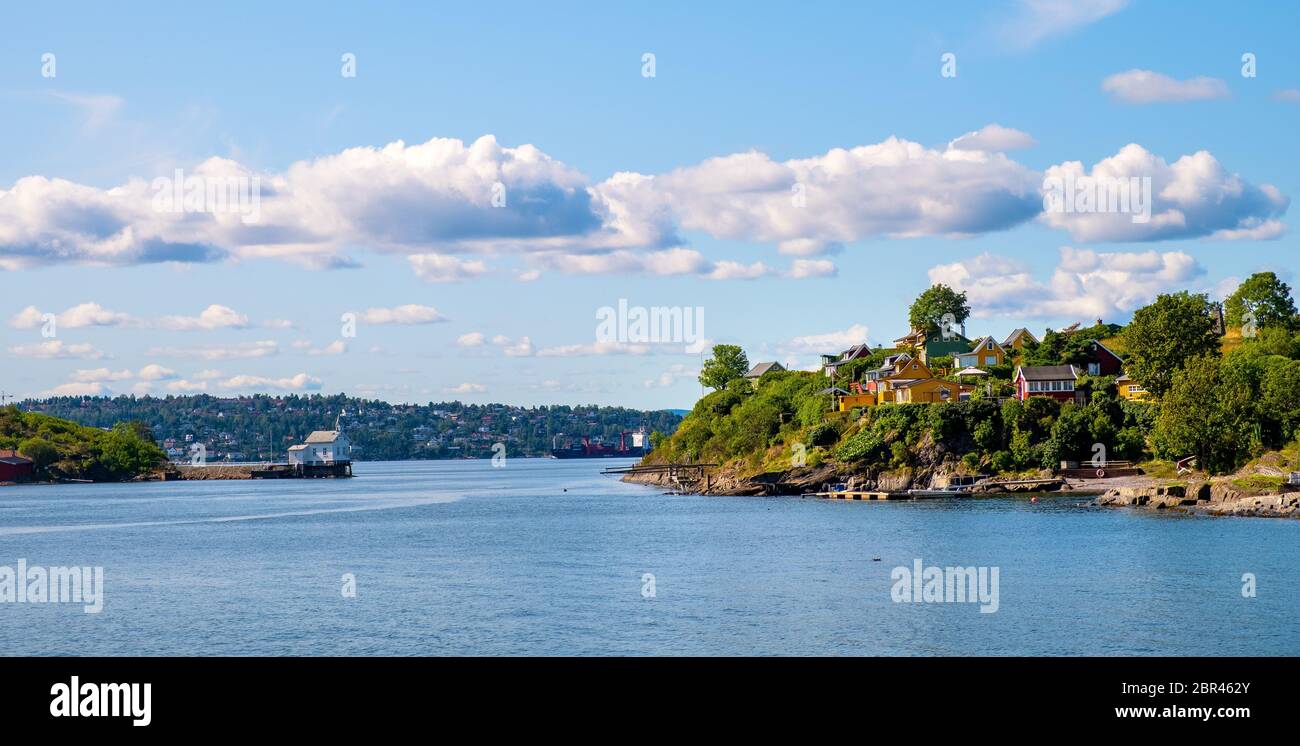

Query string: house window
1088 363 1100 375
984 356 996 366
1064 381 1075 391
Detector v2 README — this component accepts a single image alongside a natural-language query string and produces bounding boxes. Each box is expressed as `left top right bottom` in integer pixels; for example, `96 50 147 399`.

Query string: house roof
955 366 989 376
287 444 308 451
1002 328 1039 347
966 335 1005 353
1017 364 1079 381
304 430 343 443
1089 339 1124 362
893 377 948 389
819 387 850 396
743 361 784 378
893 328 925 343
0 456 33 466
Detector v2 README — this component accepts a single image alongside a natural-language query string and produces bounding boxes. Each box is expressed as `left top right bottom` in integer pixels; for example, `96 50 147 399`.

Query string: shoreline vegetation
629 276 1300 519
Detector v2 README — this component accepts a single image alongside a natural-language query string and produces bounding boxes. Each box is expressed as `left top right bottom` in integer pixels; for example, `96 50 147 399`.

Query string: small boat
906 474 988 497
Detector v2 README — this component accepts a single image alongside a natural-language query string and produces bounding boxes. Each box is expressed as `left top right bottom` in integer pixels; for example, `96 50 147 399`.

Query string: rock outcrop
1092 482 1300 518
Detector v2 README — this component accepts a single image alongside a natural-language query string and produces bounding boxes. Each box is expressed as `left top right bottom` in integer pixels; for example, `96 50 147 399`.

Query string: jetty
602 462 717 491
802 489 904 500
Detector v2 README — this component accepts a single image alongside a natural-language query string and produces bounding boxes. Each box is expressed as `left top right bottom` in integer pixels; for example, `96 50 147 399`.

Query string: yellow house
953 336 1006 369
838 392 877 411
1115 373 1151 401
884 358 933 382
1001 328 1039 366
892 378 975 403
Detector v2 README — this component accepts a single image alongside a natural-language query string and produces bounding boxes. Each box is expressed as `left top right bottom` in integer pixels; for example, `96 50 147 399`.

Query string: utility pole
0 391 14 406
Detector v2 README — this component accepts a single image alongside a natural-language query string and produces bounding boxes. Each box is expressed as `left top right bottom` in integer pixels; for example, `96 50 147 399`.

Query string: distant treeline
19 394 682 462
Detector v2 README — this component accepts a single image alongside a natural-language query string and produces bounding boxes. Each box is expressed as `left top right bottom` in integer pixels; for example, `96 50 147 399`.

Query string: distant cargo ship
550 429 649 459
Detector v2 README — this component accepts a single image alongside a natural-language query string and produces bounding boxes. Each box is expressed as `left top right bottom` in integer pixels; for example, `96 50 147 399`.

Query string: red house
0 450 35 483
1078 340 1124 376
1014 365 1081 403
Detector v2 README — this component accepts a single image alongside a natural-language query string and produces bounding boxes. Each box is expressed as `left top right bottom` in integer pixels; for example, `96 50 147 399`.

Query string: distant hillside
20 394 682 462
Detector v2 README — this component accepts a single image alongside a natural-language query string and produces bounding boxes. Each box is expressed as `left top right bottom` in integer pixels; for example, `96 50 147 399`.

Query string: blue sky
1 1 1297 408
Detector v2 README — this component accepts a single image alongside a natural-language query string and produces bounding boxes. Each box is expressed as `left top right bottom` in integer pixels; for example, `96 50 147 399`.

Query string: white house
287 430 352 467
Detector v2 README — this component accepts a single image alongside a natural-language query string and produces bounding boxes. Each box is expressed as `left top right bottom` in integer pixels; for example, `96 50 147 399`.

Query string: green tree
908 284 970 336
1224 271 1298 333
1121 291 1220 397
1152 356 1253 474
17 437 59 471
698 344 750 391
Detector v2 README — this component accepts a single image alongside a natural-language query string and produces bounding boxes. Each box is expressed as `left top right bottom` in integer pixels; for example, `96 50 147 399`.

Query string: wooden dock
802 490 909 500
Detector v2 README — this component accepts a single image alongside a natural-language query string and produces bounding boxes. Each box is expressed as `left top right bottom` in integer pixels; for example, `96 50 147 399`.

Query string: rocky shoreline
623 463 1300 519
1090 482 1300 518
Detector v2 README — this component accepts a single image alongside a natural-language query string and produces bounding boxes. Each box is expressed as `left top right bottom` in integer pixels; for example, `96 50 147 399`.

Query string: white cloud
70 368 134 383
157 304 250 331
1002 0 1130 49
536 340 652 357
494 335 534 357
0 131 1045 275
165 379 209 393
607 137 1041 250
1101 70 1230 104
7 302 282 331
1273 89 1300 103
1040 144 1288 242
9 340 106 359
929 247 1206 320
532 248 709 277
146 340 279 360
705 260 772 281
781 324 871 354
291 339 347 356
949 124 1038 152
408 253 490 282
644 363 698 388
445 382 486 394
785 259 838 279
218 372 321 391
456 332 486 347
356 304 448 324
3 129 1282 278
42 382 110 397
9 302 132 329
137 364 177 381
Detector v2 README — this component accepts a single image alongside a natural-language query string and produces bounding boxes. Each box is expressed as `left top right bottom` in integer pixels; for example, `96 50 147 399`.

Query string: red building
1014 365 1082 403
0 450 35 483
1078 340 1124 376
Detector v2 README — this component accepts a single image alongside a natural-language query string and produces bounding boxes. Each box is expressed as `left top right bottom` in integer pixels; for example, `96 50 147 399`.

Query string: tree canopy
1224 271 1298 333
1121 291 1220 397
698 344 751 391
908 284 970 336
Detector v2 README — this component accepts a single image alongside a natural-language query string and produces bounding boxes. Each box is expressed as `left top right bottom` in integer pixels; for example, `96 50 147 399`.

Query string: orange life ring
1096 468 1106 478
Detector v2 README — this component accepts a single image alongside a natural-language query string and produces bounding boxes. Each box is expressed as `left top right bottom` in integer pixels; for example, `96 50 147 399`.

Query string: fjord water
1 459 1296 656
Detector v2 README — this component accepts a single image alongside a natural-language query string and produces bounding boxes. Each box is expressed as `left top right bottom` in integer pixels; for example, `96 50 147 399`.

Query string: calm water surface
1 459 1296 655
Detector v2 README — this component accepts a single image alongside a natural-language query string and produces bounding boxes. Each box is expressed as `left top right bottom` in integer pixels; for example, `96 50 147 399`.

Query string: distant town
19 394 683 462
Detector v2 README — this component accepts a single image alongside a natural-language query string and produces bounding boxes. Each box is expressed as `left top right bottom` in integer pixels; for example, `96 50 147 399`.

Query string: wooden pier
802 490 904 500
